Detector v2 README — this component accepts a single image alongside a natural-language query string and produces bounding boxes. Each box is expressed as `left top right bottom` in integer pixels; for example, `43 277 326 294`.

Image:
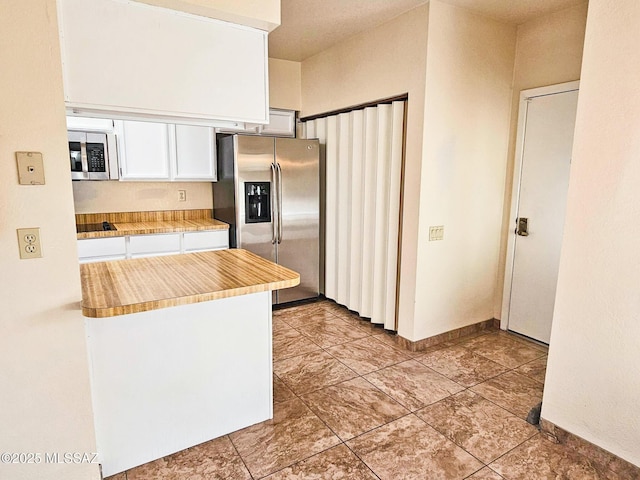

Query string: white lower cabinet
183 230 228 252
129 233 181 258
78 230 229 263
78 237 127 264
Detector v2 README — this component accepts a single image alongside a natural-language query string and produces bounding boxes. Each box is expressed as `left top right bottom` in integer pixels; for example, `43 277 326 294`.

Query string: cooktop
76 222 117 233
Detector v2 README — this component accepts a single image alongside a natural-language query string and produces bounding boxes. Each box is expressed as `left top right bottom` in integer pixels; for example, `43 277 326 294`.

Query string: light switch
429 225 444 241
16 151 45 185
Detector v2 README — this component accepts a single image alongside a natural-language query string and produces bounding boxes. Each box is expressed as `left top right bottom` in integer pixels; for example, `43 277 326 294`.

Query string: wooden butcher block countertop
80 249 300 318
76 209 228 239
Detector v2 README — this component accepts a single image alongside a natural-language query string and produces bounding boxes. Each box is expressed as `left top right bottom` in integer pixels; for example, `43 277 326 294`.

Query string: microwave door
68 131 88 180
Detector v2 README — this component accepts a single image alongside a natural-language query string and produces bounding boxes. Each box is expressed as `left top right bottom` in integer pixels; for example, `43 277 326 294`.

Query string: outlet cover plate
16 152 45 185
17 227 42 259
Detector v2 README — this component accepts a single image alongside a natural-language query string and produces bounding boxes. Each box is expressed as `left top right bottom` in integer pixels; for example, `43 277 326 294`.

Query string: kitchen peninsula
81 249 299 476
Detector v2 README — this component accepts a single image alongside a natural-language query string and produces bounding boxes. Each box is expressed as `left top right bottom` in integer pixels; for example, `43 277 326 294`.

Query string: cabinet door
129 233 181 258
77 237 126 263
172 125 217 181
183 231 229 252
116 120 171 181
261 110 296 137
58 0 268 124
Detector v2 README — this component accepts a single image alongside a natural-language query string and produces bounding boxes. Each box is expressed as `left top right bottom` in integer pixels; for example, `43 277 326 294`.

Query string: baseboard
540 418 640 477
393 318 499 353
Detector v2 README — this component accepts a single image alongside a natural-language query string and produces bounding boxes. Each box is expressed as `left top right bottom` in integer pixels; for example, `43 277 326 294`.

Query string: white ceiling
268 0 586 61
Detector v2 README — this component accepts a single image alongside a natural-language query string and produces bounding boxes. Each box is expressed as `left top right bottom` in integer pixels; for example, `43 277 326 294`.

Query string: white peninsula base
85 291 273 477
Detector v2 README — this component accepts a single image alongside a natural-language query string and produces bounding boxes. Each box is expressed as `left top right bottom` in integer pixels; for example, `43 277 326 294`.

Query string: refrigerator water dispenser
244 182 271 223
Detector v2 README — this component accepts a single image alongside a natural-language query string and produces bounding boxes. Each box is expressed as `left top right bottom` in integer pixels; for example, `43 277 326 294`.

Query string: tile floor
108 300 624 479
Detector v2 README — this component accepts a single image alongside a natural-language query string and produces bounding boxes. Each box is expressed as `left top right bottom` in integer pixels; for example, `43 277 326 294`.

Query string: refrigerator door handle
270 162 278 245
276 162 283 244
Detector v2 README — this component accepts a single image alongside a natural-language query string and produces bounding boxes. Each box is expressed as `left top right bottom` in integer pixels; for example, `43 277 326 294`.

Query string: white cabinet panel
77 230 229 262
224 109 296 137
116 121 171 180
78 237 126 263
183 231 229 252
58 0 268 124
261 110 296 137
129 234 181 257
172 125 217 181
67 116 114 133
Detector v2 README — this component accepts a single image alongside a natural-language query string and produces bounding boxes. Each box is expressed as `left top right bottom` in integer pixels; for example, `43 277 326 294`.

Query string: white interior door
505 83 579 344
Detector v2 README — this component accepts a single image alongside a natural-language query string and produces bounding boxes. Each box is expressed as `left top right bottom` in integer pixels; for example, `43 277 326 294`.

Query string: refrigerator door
275 138 320 303
236 136 277 265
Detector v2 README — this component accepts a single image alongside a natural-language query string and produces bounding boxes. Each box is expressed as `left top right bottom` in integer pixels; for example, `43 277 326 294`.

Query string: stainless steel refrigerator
213 134 320 304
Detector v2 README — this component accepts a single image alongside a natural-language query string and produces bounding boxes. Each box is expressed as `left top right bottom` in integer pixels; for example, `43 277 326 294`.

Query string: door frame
500 80 580 333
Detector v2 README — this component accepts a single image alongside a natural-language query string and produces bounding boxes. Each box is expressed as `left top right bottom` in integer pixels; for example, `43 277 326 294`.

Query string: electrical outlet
17 227 42 259
178 190 187 202
429 225 444 241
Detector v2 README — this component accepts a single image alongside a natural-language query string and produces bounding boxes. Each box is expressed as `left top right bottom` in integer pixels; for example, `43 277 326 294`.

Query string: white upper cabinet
220 109 296 137
260 110 296 137
172 125 217 181
116 121 171 180
115 120 216 182
57 0 268 126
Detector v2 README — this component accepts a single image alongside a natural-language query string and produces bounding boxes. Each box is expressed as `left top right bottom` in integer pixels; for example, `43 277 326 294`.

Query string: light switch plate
16 151 45 185
429 225 444 241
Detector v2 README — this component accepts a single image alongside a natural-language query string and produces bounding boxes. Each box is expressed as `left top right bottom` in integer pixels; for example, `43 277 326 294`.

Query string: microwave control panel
86 143 106 172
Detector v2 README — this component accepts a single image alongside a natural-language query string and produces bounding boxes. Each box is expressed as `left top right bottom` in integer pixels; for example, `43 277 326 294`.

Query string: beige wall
411 1 516 340
495 3 588 317
542 0 640 465
268 58 302 110
0 1 99 479
301 4 429 338
73 181 213 214
135 0 280 31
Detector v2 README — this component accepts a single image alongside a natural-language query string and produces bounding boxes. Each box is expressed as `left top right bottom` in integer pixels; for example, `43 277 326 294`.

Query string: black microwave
68 130 119 180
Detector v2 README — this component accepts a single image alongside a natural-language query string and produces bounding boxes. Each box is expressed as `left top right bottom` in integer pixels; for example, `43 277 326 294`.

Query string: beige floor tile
459 333 546 368
273 374 296 404
272 328 321 361
515 355 548 383
496 330 549 352
300 377 409 440
346 414 483 480
262 444 377 479
332 310 382 335
295 314 370 347
105 474 126 480
284 308 341 328
274 350 357 395
373 331 426 357
418 345 509 387
365 359 464 411
272 314 293 333
126 436 250 480
327 336 410 375
471 371 544 419
416 390 538 463
229 397 340 479
467 467 505 479
490 434 623 479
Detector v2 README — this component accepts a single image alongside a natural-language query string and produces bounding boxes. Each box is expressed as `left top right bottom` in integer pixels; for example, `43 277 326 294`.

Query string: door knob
516 217 529 236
